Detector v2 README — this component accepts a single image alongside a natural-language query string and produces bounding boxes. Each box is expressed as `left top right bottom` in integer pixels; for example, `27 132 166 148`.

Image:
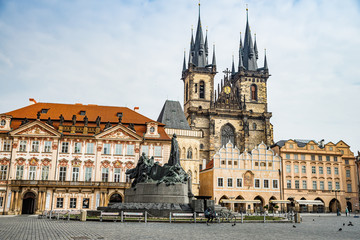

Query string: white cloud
0 0 359 152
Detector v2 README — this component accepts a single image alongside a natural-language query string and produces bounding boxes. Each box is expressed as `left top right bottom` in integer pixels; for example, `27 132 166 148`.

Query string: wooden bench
121 211 147 223
51 210 68 220
100 212 119 222
67 210 81 221
170 212 196 223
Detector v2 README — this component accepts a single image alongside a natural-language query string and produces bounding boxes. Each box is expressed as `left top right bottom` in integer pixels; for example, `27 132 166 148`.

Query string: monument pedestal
125 182 189 204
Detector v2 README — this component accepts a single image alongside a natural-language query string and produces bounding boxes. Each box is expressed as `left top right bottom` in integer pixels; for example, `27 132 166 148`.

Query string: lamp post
332 189 341 216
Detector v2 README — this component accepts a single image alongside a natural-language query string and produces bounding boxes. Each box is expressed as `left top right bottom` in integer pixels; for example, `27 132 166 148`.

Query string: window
320 181 324 190
194 83 198 93
294 154 298 160
85 167 92 182
253 123 257 130
346 170 350 178
326 156 330 161
115 144 123 155
217 178 223 187
301 155 305 160
0 166 7 180
29 166 36 180
41 108 49 114
328 182 332 190
286 165 291 173
114 168 121 182
187 148 193 159
82 198 90 209
301 165 306 174
319 166 323 174
31 141 39 152
86 143 94 154
185 83 189 101
74 142 82 154
227 178 233 187
335 182 340 190
310 145 314 150
311 155 315 161
41 166 49 180
329 147 333 151
264 179 269 188
289 144 293 149
126 145 134 155
61 142 69 153
295 180 299 189
19 140 27 152
80 111 86 115
251 84 257 101
102 168 109 182
327 167 331 174
44 141 52 152
0 197 3 207
286 154 290 159
312 181 317 190
56 198 64 208
345 160 349 165
69 198 77 208
312 166 316 174
199 81 205 99
255 179 260 188
103 143 111 155
286 180 291 188
154 146 162 157
347 184 352 192
59 167 66 181
3 140 11 151
294 165 299 173
334 156 338 162
302 180 307 189
16 166 24 180
335 167 339 175
318 156 322 161
72 167 79 181
237 178 242 188
0 120 5 126
141 145 149 156
273 180 278 189
340 150 344 154
221 124 235 146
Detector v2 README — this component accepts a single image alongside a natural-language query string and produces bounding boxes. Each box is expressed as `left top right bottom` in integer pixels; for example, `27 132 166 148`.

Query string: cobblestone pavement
0 215 359 240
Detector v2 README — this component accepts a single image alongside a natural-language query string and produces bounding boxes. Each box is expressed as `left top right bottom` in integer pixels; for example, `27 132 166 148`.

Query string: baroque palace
0 5 359 215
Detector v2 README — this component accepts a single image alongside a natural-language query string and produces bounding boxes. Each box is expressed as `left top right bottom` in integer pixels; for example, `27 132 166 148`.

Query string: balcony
10 180 131 188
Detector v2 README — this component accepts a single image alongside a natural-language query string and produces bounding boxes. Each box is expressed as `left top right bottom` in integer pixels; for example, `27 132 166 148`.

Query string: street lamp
332 189 341 216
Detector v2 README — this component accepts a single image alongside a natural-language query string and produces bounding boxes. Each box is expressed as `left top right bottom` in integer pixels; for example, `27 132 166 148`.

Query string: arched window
221 124 235 146
253 123 257 130
187 148 193 159
0 120 5 126
251 84 257 101
186 83 189 101
199 81 205 99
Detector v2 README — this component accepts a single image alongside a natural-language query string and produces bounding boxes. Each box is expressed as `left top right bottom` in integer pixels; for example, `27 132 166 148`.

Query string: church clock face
224 86 231 94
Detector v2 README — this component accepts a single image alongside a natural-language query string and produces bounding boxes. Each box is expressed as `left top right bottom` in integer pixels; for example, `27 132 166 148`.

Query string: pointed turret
212 44 217 71
254 34 259 60
243 8 258 71
182 51 187 72
264 49 268 71
205 29 209 64
190 3 207 68
231 55 236 76
238 32 244 71
188 28 194 66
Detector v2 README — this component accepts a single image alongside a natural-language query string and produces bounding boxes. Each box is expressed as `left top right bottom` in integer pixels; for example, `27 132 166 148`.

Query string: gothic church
181 7 274 162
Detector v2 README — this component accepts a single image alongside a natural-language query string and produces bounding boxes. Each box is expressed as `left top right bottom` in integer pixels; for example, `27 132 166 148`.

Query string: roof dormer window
80 111 86 115
41 109 49 114
0 120 5 126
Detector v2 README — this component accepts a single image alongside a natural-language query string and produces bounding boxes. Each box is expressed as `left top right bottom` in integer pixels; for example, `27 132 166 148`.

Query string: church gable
96 125 142 141
214 74 241 110
10 121 60 137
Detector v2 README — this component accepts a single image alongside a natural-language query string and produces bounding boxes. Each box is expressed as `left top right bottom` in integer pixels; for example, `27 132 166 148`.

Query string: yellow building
272 139 359 213
200 142 281 213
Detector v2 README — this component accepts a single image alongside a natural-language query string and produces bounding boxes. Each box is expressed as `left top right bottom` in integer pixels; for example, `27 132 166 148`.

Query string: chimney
134 107 139 113
29 98 37 105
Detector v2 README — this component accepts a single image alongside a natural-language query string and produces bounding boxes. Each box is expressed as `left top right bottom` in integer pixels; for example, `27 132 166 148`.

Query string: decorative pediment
16 158 26 166
29 157 39 166
0 158 10 165
125 161 134 169
71 158 82 167
96 124 142 141
113 160 123 168
101 160 111 168
59 159 69 167
41 158 51 166
10 120 60 138
84 159 94 168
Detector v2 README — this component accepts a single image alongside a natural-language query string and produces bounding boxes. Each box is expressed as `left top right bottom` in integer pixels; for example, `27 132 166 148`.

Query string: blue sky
0 0 360 152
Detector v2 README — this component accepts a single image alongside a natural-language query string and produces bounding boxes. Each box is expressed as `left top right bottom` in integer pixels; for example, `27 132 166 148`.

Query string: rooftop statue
126 134 188 188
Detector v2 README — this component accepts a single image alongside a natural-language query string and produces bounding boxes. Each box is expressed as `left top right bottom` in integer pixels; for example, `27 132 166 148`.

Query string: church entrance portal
108 193 123 206
22 192 36 214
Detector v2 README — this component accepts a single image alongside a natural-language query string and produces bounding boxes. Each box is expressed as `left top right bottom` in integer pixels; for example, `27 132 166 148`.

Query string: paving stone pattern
0 215 359 240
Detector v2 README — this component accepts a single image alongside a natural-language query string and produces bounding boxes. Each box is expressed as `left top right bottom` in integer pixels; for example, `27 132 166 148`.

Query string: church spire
205 28 209 64
231 55 236 76
254 33 258 60
263 49 268 71
190 2 207 68
238 32 244 71
212 44 216 67
243 7 258 71
183 50 187 72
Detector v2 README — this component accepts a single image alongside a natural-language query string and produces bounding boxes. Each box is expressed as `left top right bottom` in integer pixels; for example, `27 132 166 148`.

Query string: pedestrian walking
345 207 349 216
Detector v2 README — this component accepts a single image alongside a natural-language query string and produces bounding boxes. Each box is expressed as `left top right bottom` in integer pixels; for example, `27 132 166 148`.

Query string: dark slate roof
275 139 317 148
157 100 191 130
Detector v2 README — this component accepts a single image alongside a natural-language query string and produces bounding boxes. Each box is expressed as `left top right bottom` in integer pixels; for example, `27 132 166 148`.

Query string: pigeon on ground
313 219 315 221
293 225 296 228
343 223 345 226
232 222 236 226
338 228 342 231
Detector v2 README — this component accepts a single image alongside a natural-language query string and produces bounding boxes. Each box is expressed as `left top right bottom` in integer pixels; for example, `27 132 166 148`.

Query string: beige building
0 100 171 215
200 142 281 213
272 139 359 213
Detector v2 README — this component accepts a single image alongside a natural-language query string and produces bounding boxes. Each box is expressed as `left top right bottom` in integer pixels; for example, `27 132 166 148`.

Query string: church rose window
221 124 235 146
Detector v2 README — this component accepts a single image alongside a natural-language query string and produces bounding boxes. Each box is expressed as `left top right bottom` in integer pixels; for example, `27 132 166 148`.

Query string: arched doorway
299 197 308 213
346 201 352 212
269 196 277 212
108 193 123 206
287 197 295 212
329 198 341 213
22 192 36 214
314 198 324 213
219 195 230 209
254 196 264 213
235 195 245 213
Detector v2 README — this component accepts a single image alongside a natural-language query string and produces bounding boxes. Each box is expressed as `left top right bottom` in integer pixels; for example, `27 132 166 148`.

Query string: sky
0 0 359 153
